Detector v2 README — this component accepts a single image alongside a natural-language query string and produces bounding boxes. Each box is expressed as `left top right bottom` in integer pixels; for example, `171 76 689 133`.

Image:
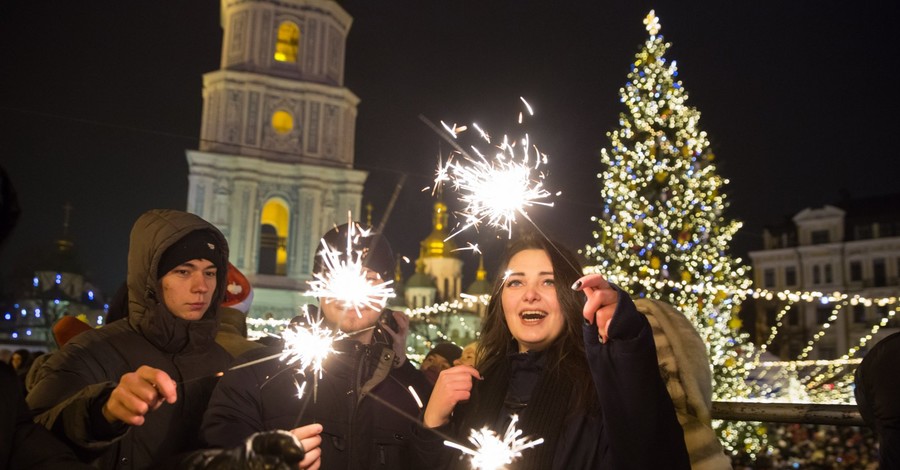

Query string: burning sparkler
444 415 544 470
429 98 557 240
279 306 345 379
305 219 396 317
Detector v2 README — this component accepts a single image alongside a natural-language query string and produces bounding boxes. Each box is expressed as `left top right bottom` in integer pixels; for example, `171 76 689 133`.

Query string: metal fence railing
712 401 864 426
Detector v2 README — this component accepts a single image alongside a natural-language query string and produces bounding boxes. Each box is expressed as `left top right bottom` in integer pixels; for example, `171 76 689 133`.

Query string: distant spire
62 201 73 237
365 202 374 226
57 202 74 251
421 200 458 258
475 254 487 281
394 254 404 283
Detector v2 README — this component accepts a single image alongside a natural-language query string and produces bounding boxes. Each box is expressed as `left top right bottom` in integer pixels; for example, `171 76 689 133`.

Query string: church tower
419 201 463 302
186 0 364 318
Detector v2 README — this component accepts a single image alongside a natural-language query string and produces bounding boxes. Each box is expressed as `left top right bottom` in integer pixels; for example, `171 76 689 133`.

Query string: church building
186 0 364 318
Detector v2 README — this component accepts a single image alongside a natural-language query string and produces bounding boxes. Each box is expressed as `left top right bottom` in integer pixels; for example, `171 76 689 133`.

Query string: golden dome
421 201 458 258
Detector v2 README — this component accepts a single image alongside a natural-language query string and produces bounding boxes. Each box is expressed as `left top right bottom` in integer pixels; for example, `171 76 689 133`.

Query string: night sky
1 1 898 297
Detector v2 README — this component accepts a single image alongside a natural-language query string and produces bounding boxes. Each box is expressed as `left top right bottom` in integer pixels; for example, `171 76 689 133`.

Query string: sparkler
452 242 482 255
279 306 345 379
444 415 544 470
427 97 557 240
422 99 582 276
363 388 543 470
305 219 396 317
179 306 344 387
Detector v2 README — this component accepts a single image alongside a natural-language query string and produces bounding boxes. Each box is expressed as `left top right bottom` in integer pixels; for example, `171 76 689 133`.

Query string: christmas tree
583 10 762 455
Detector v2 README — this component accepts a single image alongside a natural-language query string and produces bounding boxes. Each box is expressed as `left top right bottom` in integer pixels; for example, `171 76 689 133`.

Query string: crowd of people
732 424 881 469
1 208 895 469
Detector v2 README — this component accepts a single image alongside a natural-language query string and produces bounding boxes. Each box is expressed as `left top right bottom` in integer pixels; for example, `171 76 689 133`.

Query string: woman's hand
572 274 619 343
422 365 481 428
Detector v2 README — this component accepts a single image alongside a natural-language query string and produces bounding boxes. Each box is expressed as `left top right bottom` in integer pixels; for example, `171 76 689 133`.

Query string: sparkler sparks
452 242 482 255
431 98 555 239
305 221 396 317
444 415 544 470
279 307 346 378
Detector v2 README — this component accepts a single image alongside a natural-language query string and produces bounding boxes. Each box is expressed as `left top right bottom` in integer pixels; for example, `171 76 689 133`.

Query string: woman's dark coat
412 292 690 469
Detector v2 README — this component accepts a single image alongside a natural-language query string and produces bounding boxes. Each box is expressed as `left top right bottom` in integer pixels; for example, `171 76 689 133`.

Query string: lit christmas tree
583 10 762 455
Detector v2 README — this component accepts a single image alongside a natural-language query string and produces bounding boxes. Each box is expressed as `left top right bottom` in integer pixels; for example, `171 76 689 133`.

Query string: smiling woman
414 231 690 469
500 249 567 353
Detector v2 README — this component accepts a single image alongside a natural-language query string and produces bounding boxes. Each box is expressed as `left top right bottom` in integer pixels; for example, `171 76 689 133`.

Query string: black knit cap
313 223 394 283
427 342 463 364
157 229 226 278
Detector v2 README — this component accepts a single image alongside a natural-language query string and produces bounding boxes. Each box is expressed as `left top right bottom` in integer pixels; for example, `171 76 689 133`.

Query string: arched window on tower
259 199 290 275
274 21 300 63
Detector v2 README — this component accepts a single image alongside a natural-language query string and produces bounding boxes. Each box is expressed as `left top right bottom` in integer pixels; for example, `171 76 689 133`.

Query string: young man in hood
26 209 318 469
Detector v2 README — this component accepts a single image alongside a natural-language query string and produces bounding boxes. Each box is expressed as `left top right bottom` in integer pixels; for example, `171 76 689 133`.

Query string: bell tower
186 0 365 318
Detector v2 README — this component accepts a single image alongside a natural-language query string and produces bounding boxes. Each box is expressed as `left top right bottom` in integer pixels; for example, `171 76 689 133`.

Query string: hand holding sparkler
423 364 482 428
103 365 177 425
572 273 620 343
289 423 324 469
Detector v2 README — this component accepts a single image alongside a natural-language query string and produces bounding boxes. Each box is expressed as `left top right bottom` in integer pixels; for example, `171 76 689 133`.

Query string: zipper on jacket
347 343 368 466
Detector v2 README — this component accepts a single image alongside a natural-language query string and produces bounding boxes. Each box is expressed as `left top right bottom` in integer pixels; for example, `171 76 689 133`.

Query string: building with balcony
748 193 900 359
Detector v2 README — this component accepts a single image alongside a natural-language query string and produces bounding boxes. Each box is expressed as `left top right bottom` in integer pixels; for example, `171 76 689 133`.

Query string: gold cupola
421 201 458 258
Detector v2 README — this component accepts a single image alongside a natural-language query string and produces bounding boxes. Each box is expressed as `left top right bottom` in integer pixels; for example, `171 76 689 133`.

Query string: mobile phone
379 310 399 332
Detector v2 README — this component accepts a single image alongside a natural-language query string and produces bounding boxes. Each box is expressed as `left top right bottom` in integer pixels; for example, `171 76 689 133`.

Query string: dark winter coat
26 210 233 469
855 331 900 469
411 292 690 469
1 361 93 470
201 330 434 469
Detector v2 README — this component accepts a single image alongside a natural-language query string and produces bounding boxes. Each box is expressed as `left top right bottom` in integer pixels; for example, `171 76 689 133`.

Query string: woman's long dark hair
476 231 597 413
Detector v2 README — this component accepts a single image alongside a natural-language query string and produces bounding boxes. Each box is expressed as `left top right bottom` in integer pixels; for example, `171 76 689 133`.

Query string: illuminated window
271 110 293 134
274 21 299 63
259 199 290 276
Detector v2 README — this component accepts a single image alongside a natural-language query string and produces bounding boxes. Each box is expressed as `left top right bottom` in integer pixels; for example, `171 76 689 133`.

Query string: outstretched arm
573 273 690 469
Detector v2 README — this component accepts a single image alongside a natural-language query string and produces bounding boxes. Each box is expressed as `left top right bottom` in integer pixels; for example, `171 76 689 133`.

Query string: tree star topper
644 10 660 36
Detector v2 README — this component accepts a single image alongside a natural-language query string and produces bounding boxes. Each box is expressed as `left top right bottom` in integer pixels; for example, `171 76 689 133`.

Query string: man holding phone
201 223 432 469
